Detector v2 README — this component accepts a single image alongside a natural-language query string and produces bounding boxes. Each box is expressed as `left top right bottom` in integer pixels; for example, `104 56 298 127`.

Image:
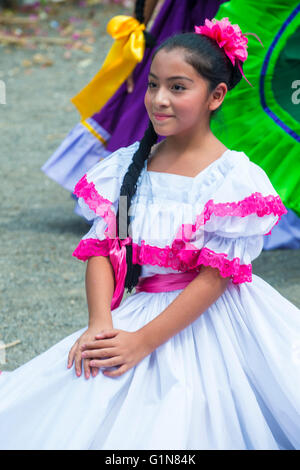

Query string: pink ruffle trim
175 192 287 241
73 175 117 237
202 192 286 221
74 175 286 241
133 239 251 283
74 238 252 284
72 238 110 261
194 247 252 283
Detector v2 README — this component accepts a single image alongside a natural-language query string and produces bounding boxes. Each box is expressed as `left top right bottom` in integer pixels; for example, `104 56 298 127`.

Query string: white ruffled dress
1 142 300 450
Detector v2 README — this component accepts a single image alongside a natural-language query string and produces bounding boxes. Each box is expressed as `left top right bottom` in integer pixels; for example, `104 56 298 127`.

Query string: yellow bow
70 15 146 122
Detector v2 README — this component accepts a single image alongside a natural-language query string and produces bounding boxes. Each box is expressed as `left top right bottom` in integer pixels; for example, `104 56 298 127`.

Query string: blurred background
0 0 137 370
0 0 299 371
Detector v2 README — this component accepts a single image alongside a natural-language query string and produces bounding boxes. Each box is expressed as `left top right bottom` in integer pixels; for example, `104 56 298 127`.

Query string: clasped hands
67 328 149 379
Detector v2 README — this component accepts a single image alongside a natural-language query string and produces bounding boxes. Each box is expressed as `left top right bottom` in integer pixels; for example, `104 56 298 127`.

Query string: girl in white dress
0 18 300 450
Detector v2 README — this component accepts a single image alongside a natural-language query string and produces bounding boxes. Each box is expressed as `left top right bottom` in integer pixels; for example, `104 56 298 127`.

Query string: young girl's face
144 48 217 137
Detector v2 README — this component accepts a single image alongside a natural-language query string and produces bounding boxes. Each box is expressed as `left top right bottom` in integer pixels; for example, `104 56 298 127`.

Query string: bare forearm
138 267 229 354
85 256 115 329
143 0 159 26
133 0 159 26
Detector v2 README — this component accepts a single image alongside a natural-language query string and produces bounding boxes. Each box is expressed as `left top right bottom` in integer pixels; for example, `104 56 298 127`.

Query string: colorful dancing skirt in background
41 0 300 249
213 0 300 249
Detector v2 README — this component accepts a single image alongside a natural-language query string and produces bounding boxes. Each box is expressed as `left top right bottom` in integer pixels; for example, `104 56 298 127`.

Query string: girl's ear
208 82 227 112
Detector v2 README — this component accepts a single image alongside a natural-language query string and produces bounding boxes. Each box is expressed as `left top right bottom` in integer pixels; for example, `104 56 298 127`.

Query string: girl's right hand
126 73 134 93
67 326 111 379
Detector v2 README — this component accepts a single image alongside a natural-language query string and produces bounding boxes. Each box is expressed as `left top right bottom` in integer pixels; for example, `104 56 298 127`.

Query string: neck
163 122 215 157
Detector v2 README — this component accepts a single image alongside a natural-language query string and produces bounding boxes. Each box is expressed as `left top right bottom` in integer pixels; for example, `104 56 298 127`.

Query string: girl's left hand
80 329 149 378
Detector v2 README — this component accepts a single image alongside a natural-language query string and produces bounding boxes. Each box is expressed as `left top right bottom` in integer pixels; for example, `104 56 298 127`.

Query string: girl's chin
152 123 177 137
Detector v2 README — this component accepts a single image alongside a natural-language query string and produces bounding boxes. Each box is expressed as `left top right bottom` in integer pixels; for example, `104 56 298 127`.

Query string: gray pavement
0 4 299 371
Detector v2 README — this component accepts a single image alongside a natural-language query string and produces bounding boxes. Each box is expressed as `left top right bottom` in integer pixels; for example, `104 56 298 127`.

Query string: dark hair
117 31 243 294
153 32 242 117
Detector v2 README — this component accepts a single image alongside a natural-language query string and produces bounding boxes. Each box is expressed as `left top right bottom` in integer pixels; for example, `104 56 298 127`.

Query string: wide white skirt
0 275 299 450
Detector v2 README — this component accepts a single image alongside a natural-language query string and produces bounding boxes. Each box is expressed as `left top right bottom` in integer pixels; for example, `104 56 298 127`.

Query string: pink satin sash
135 271 199 293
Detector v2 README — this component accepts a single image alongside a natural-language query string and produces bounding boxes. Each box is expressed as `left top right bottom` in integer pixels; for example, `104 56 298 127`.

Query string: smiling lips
153 113 174 121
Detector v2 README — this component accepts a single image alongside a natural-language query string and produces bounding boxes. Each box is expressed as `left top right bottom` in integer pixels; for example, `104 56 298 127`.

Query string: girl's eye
147 81 157 89
172 84 186 91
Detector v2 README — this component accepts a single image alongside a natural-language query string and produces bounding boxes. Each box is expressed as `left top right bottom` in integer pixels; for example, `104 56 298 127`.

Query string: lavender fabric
41 0 226 190
263 209 300 250
92 0 228 152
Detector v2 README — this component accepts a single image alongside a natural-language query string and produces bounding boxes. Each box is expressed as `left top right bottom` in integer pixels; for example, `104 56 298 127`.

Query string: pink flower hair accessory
195 17 264 87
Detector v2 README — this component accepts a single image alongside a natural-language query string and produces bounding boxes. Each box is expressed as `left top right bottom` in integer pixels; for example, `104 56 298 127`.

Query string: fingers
80 331 117 351
80 338 115 352
75 344 84 377
67 341 78 369
67 340 85 377
89 356 122 369
91 366 99 378
68 329 118 378
95 329 118 340
81 348 115 359
83 357 91 379
80 340 104 350
102 364 128 378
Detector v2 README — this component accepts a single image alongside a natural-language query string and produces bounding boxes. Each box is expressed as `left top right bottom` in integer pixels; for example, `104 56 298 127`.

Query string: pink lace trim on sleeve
175 192 287 241
181 246 252 283
72 238 110 261
73 174 117 237
73 238 251 283
200 193 287 225
132 239 252 284
74 175 286 242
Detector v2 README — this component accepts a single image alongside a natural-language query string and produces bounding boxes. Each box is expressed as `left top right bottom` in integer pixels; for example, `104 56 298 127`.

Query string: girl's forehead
150 49 202 81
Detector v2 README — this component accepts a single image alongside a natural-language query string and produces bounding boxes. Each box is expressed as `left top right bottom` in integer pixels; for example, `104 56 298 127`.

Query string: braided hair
116 120 157 293
117 30 243 294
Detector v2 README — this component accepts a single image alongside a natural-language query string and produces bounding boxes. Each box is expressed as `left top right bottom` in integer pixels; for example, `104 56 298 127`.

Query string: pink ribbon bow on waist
107 236 132 310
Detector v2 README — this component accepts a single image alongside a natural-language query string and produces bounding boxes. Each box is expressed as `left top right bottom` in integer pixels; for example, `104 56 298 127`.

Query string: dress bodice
133 157 231 278
72 141 286 309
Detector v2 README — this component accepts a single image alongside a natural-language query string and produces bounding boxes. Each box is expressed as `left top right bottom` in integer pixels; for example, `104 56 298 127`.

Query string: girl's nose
153 87 170 107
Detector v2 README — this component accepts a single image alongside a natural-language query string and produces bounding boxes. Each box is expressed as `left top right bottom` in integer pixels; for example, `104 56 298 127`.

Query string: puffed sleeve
173 158 287 283
72 141 140 261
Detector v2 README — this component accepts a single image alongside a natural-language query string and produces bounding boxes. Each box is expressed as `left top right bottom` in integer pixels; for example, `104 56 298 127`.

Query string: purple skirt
42 0 225 189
